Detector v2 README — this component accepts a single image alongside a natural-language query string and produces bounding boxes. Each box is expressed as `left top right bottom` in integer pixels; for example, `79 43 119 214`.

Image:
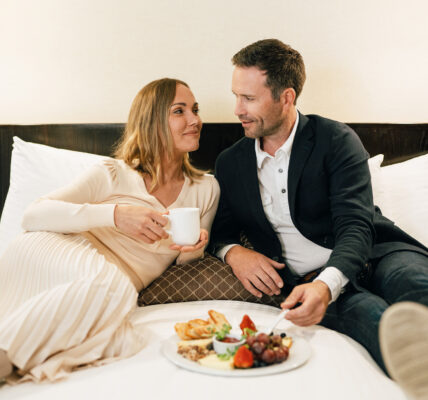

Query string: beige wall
0 0 427 124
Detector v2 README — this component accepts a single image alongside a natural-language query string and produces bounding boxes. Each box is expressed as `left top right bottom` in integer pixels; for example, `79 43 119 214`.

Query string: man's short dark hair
232 39 306 103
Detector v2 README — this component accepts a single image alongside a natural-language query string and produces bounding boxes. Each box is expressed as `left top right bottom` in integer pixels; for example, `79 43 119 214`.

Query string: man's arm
282 123 375 324
323 124 375 282
208 152 285 297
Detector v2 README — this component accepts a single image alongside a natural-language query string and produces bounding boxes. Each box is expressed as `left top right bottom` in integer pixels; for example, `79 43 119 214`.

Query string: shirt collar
255 111 300 169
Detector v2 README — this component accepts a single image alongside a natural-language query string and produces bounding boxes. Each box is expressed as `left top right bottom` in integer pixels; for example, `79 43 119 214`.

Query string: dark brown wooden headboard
1 122 427 216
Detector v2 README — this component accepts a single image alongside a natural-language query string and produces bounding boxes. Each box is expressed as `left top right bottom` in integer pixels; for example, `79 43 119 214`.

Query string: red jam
221 337 240 343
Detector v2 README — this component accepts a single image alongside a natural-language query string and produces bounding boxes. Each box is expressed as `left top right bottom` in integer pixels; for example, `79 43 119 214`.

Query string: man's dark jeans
319 250 428 373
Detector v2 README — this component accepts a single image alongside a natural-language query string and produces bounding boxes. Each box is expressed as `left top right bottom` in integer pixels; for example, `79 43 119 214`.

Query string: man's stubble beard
244 116 285 139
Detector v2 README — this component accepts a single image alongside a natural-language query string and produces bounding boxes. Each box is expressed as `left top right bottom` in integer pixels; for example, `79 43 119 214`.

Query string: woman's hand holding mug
114 205 205 251
169 228 208 252
114 205 169 244
165 207 206 252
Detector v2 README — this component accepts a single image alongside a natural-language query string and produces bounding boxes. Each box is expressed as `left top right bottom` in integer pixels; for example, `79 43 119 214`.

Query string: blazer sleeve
324 125 376 285
207 152 243 256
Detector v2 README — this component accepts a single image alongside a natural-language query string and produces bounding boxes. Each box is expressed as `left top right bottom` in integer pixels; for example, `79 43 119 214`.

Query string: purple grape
261 349 276 364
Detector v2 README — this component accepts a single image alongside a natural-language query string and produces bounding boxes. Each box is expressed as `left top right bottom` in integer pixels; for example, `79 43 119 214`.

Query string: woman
0 78 220 383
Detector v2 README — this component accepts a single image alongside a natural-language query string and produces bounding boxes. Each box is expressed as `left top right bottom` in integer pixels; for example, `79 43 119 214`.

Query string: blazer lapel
237 139 276 236
237 138 300 287
288 113 315 218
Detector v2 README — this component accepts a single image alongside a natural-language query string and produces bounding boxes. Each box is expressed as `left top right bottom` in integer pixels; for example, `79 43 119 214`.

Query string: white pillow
376 154 428 246
367 154 385 207
0 137 106 256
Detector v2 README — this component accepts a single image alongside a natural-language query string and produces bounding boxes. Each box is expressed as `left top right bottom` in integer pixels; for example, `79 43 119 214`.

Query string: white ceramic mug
166 207 200 246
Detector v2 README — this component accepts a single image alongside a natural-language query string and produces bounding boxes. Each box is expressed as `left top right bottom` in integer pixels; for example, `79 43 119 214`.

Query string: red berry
234 346 254 368
240 314 256 333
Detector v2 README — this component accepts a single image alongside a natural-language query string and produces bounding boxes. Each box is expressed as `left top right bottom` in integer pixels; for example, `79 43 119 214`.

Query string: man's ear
280 88 296 109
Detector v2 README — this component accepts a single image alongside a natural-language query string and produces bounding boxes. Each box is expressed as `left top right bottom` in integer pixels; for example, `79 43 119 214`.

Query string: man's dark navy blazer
208 112 427 291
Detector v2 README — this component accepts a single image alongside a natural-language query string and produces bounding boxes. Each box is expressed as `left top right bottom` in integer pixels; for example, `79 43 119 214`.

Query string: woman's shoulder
99 157 128 169
189 173 220 196
97 158 138 180
192 173 218 186
81 158 142 193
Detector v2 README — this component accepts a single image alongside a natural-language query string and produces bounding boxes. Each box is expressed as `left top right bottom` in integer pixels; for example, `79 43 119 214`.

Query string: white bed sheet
1 300 408 400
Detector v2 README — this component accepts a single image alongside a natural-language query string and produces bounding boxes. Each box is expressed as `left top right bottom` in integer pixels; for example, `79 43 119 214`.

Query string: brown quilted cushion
138 253 284 308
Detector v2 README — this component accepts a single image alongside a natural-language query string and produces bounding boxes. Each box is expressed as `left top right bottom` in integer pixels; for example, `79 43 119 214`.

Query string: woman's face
168 84 202 156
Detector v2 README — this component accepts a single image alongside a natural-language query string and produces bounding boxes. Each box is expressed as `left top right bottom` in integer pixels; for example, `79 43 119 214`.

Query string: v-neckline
140 174 189 210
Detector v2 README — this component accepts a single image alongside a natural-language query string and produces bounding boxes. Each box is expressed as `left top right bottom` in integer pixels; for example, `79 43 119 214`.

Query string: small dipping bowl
213 334 246 355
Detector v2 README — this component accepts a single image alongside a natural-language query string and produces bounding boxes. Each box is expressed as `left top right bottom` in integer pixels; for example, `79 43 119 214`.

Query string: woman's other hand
169 229 208 253
114 205 169 244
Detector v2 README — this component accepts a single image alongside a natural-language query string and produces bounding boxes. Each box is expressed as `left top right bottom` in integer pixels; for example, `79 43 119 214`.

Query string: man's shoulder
302 113 368 158
302 113 361 146
304 113 353 133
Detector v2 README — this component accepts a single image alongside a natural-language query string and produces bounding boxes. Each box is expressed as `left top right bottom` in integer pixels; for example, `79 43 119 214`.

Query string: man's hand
280 281 331 326
225 246 285 297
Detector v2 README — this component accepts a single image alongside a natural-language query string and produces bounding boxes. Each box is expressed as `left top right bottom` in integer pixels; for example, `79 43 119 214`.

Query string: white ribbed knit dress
0 159 219 382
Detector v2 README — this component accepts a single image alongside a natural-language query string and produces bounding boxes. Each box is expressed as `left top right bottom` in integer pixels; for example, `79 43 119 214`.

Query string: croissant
208 310 231 330
174 310 231 340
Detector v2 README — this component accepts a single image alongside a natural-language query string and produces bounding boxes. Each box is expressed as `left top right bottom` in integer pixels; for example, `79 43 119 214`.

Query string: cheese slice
198 354 234 370
282 337 293 348
177 338 213 349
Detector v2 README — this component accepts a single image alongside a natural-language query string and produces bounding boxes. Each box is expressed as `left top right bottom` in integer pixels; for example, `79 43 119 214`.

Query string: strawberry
239 314 256 334
233 346 254 368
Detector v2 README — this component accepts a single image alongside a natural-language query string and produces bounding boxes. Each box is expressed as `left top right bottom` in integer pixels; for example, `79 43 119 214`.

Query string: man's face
232 66 285 139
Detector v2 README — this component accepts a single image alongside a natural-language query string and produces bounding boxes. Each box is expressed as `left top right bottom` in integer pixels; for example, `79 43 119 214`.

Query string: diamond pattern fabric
138 254 283 307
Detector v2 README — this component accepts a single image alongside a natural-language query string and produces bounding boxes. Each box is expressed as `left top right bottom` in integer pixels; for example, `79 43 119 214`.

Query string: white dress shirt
218 113 349 302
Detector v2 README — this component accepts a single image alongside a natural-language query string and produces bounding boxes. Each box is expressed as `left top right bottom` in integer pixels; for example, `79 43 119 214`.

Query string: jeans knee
338 292 386 318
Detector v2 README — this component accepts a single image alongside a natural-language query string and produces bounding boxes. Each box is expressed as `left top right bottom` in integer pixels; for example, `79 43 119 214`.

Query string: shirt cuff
314 266 349 303
216 244 239 263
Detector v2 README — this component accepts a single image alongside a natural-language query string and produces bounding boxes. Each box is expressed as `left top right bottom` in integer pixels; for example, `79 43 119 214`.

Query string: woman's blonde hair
115 78 205 191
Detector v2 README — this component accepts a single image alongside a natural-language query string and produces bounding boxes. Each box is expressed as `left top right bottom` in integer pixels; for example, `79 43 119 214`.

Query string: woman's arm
22 161 116 233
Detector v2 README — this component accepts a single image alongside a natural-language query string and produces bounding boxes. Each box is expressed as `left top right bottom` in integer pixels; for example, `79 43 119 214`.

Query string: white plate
161 335 311 377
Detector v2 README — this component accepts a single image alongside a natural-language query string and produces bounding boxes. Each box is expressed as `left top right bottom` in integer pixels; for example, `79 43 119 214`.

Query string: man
208 38 428 397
